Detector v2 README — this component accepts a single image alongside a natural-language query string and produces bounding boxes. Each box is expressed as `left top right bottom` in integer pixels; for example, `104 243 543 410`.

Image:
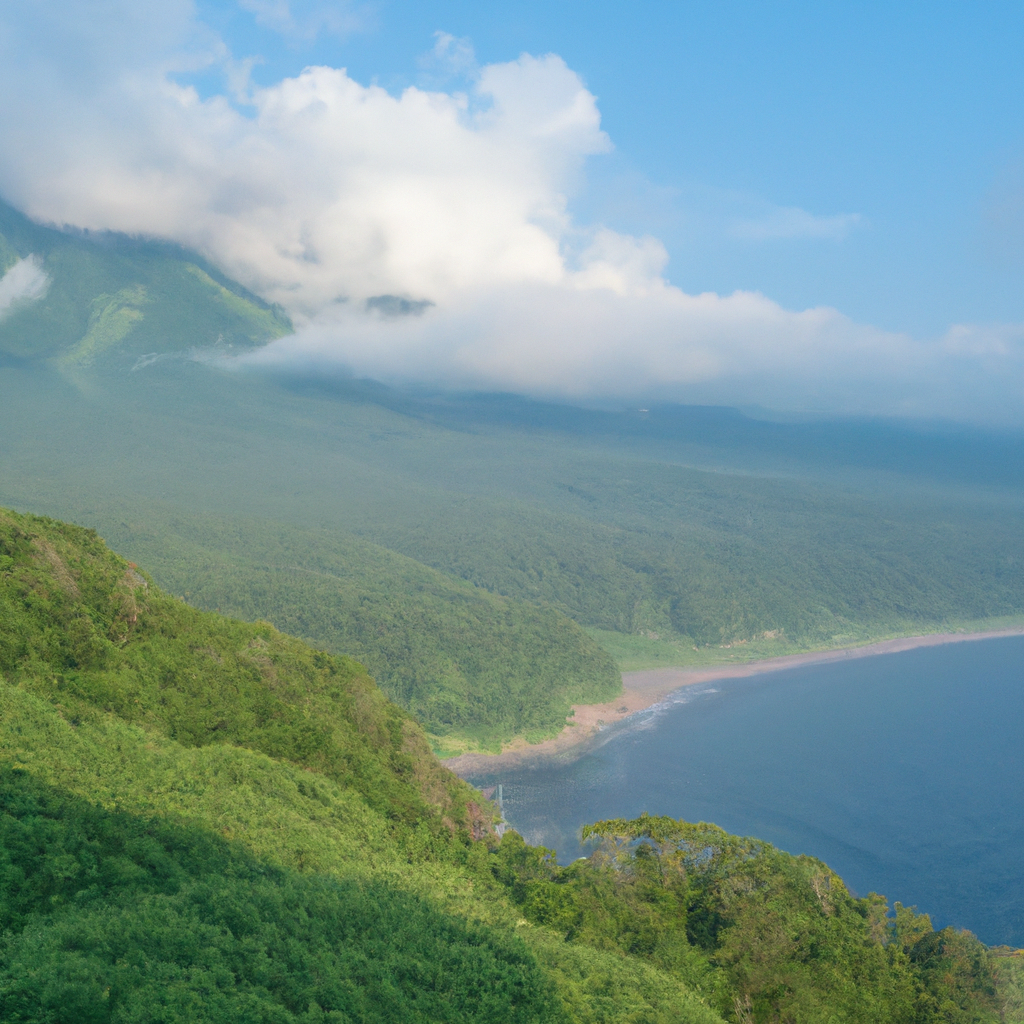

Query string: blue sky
2 1 1024 422
193 0 1024 336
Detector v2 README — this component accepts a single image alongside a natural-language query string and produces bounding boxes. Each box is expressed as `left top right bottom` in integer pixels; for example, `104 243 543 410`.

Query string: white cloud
237 0 369 41
244 283 1015 423
0 2 1020 424
421 31 477 79
0 257 49 320
730 206 862 241
0 14 609 318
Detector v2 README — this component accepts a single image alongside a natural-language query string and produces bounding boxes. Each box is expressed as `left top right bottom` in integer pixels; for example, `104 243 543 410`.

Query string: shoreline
443 625 1024 776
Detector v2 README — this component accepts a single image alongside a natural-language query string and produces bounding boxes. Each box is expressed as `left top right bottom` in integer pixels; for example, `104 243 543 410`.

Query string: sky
2 1 1024 423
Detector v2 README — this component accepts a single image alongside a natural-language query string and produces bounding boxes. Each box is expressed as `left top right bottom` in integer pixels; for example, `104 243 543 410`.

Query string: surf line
445 625 1024 776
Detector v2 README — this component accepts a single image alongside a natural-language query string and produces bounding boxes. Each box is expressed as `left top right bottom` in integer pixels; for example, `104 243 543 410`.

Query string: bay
462 635 1024 946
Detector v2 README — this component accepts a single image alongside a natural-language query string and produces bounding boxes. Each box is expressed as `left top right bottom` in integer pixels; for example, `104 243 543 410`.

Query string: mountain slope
0 200 291 366
99 507 620 751
0 507 1011 1023
5 353 1024 676
0 506 723 1023
0 199 624 751
0 506 472 826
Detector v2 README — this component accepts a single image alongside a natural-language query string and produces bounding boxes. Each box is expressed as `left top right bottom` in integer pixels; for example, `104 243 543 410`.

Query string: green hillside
0 200 291 367
0 507 475 827
3 358 1024 671
95 507 619 752
4 198 1024 755
0 507 1015 1022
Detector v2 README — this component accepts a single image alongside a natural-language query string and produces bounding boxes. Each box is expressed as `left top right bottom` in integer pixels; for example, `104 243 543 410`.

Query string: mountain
3 196 1024 751
4 354 1024 678
0 199 291 368
0 203 621 751
0 506 1016 1023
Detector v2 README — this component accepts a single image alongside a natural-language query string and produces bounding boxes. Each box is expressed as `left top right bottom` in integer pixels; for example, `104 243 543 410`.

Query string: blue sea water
462 636 1024 946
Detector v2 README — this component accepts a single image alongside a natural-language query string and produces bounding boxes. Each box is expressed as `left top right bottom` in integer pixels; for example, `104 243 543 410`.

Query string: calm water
463 636 1024 946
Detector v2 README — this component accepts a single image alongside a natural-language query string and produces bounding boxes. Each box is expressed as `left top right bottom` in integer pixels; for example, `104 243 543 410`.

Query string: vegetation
0 507 485 827
92 509 619 751
0 770 557 1024
0 506 1016 1022
495 816 1006 1024
3 201 1024 754
0 199 290 367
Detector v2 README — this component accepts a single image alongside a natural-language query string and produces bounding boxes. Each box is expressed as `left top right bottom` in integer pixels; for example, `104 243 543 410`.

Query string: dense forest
0 506 1021 1022
2 197 1024 757
4 200 1024 752
4 351 1024 749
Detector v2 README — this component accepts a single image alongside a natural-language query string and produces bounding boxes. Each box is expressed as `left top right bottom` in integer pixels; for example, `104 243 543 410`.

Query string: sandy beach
443 625 1024 775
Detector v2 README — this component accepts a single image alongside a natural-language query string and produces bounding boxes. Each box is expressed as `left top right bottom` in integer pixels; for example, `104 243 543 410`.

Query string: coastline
443 625 1024 776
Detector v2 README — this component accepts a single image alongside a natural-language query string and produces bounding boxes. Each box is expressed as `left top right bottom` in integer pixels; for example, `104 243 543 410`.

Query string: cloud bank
0 1 1021 424
246 284 1024 423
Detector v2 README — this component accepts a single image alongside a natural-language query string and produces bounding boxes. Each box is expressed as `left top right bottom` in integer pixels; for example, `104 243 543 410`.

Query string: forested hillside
97 508 619 751
0 507 1016 1022
0 199 291 367
3 203 1024 753
0 507 473 826
0 206 622 751
4 359 1024 671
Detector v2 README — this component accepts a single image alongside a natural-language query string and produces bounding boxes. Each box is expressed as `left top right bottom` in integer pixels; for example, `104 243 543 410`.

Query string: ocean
462 635 1024 946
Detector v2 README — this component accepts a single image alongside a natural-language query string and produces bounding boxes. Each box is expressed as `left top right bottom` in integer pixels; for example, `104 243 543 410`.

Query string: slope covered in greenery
94 508 619 751
0 200 291 368
0 770 555 1024
0 506 1015 1023
0 506 722 1022
0 507 475 826
4 359 1024 663
3 195 1024 751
